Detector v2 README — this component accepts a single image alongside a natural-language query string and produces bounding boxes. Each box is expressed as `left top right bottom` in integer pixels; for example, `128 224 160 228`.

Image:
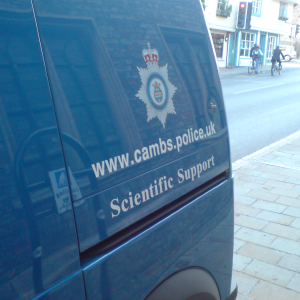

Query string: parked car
279 45 297 61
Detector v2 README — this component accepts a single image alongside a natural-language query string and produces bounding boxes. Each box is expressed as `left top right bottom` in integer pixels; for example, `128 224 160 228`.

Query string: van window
36 7 227 201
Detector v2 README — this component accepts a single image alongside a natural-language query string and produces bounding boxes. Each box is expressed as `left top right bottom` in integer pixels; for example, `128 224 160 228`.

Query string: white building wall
203 0 239 68
203 0 299 68
204 0 239 32
251 0 295 35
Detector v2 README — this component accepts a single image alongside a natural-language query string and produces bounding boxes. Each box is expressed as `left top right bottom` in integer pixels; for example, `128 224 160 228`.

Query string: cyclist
272 46 285 70
251 44 263 74
250 43 257 68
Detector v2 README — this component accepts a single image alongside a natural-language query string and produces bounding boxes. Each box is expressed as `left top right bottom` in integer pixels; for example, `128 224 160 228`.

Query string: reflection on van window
34 0 225 199
0 6 79 299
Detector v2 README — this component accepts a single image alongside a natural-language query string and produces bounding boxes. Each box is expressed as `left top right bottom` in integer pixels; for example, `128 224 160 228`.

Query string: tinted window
34 0 228 200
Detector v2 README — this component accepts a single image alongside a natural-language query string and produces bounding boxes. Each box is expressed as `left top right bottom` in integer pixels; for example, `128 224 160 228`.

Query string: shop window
240 33 256 57
252 0 262 16
211 33 224 58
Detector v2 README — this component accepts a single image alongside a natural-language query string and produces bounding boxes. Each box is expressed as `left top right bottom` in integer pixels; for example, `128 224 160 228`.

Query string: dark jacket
273 48 285 60
250 46 256 58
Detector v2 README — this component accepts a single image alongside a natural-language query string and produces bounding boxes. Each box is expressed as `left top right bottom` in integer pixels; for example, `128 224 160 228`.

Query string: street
221 60 300 162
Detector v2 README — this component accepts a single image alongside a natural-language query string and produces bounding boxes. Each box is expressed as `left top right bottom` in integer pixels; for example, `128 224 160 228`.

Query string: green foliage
220 0 227 10
217 0 232 17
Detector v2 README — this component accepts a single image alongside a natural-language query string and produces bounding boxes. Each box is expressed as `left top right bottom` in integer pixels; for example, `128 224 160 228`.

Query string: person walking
251 44 263 74
272 46 285 69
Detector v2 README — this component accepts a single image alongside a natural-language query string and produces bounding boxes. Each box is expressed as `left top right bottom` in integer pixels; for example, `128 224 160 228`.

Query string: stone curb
232 130 300 171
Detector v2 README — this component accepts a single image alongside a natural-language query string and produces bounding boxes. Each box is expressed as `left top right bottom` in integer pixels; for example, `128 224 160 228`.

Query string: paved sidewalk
232 131 300 300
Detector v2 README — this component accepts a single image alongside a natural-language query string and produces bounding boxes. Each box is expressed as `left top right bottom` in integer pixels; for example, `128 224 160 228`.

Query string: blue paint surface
0 0 234 298
75 139 230 251
0 0 84 298
32 0 226 200
83 179 234 300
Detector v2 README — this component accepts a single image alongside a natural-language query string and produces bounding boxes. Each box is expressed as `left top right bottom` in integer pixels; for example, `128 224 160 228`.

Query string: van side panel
32 0 230 246
82 179 234 300
0 0 85 298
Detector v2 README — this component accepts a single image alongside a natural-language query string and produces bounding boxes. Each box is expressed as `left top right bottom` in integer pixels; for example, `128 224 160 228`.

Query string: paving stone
280 144 300 155
236 294 255 300
238 175 268 184
283 206 300 218
233 253 252 272
286 177 300 185
255 163 286 174
273 156 300 165
235 186 252 196
272 151 299 158
242 182 273 192
237 243 284 265
291 185 300 192
235 169 262 176
234 225 242 233
262 222 300 240
259 172 288 181
243 163 259 170
287 274 300 293
262 154 277 160
235 204 261 217
270 188 300 198
276 196 300 209
249 280 300 300
235 195 256 206
235 227 276 247
234 239 246 252
281 169 300 179
290 140 300 146
277 254 300 273
235 215 268 230
290 218 300 229
246 190 279 202
234 179 248 187
244 260 294 287
265 180 295 190
270 237 300 256
232 270 259 295
256 211 294 226
234 166 261 176
251 200 286 213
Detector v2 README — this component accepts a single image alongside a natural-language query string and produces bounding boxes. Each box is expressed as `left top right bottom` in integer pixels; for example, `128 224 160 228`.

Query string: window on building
267 36 276 58
252 0 262 16
240 33 256 57
211 33 224 58
279 2 288 20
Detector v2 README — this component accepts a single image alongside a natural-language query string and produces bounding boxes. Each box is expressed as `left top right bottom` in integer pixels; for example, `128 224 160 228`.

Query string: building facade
203 0 239 68
204 0 299 68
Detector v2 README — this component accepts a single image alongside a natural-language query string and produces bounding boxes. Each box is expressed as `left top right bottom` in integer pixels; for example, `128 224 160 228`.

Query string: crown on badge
153 81 161 89
142 42 159 67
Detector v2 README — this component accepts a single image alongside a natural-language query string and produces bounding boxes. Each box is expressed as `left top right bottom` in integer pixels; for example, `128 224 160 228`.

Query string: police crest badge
136 43 177 128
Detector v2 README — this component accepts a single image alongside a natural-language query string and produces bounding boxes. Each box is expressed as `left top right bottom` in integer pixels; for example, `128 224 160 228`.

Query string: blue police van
0 0 237 299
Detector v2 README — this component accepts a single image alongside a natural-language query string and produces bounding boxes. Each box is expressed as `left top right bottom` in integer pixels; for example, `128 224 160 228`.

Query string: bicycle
248 59 262 74
271 60 281 76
